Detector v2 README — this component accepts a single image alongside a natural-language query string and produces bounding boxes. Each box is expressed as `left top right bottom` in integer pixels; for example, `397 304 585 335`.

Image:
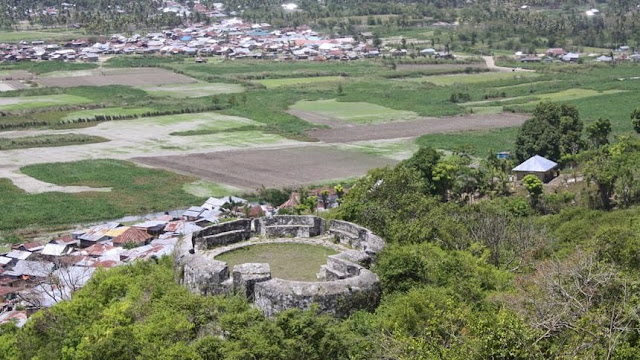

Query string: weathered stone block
232 263 271 300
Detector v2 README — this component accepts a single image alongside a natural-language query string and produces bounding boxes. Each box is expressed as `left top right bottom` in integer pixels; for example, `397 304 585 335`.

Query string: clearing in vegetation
255 76 345 88
0 94 91 111
36 67 197 88
141 82 244 98
290 99 418 125
133 145 398 190
0 159 203 232
0 134 108 150
215 243 338 281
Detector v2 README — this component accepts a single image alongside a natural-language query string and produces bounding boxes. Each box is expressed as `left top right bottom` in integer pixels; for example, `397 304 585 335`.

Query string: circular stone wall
174 216 384 317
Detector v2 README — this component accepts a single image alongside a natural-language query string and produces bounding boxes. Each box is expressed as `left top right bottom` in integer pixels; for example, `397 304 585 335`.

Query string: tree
631 108 640 134
401 146 440 191
586 118 611 148
372 33 382 49
522 174 543 209
514 102 583 162
320 190 330 210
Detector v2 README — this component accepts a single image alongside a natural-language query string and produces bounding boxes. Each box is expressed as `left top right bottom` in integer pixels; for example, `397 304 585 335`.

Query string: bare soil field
36 67 197 88
133 146 398 189
0 70 34 81
307 113 528 143
286 109 343 127
396 63 487 71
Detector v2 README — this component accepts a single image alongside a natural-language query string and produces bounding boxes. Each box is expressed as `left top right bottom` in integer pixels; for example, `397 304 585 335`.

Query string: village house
512 155 559 182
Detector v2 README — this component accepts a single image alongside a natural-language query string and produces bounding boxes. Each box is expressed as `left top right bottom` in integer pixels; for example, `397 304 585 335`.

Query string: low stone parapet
254 269 381 318
258 215 325 238
192 219 251 251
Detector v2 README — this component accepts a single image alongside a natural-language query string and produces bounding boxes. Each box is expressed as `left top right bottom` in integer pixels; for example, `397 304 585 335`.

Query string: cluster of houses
0 188 344 327
0 18 389 63
516 47 640 63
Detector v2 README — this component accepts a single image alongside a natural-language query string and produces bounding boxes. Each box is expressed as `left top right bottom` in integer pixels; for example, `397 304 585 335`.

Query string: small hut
512 155 558 182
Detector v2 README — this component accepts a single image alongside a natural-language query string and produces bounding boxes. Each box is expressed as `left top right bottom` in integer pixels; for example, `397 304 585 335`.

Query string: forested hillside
3 0 640 50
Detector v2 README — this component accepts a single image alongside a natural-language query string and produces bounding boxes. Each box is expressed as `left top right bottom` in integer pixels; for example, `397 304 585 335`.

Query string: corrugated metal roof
512 155 558 173
6 250 31 260
41 243 72 257
112 227 152 246
104 226 130 238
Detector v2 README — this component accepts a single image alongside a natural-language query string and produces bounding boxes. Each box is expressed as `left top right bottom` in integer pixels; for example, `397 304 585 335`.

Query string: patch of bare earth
285 109 343 127
0 70 34 81
36 68 197 87
307 113 528 143
133 146 397 189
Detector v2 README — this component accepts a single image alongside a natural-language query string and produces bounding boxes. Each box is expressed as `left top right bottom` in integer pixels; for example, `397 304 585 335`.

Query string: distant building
512 155 558 182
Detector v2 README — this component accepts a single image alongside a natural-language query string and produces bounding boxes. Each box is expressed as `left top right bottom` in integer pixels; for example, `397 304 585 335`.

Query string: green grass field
0 159 203 232
0 134 108 150
216 243 337 281
0 29 84 43
0 62 98 75
415 127 520 156
421 72 539 86
291 99 419 124
0 94 92 111
142 82 244 98
182 180 242 198
255 76 345 88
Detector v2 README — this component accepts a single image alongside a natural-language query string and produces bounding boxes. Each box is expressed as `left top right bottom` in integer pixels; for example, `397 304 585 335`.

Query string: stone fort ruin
173 215 384 317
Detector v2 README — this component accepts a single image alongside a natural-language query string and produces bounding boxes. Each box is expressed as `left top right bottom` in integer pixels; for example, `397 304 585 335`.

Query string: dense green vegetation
0 159 203 233
0 133 108 150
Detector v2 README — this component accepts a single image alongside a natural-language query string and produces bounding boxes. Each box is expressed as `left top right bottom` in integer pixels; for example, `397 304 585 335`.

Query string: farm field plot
308 113 528 143
421 71 539 86
395 63 487 71
0 134 108 150
133 146 398 189
0 112 295 181
36 67 197 88
335 138 419 161
0 82 16 92
255 76 345 88
0 29 83 42
0 70 34 80
416 127 520 156
290 99 418 125
141 82 244 98
216 243 338 281
0 159 202 231
0 94 91 111
182 180 242 198
466 89 627 110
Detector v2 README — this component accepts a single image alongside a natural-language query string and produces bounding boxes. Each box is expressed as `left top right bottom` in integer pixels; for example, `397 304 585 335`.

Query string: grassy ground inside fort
216 243 338 281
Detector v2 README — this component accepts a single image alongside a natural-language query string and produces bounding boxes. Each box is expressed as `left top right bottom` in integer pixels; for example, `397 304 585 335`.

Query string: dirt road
482 56 536 73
